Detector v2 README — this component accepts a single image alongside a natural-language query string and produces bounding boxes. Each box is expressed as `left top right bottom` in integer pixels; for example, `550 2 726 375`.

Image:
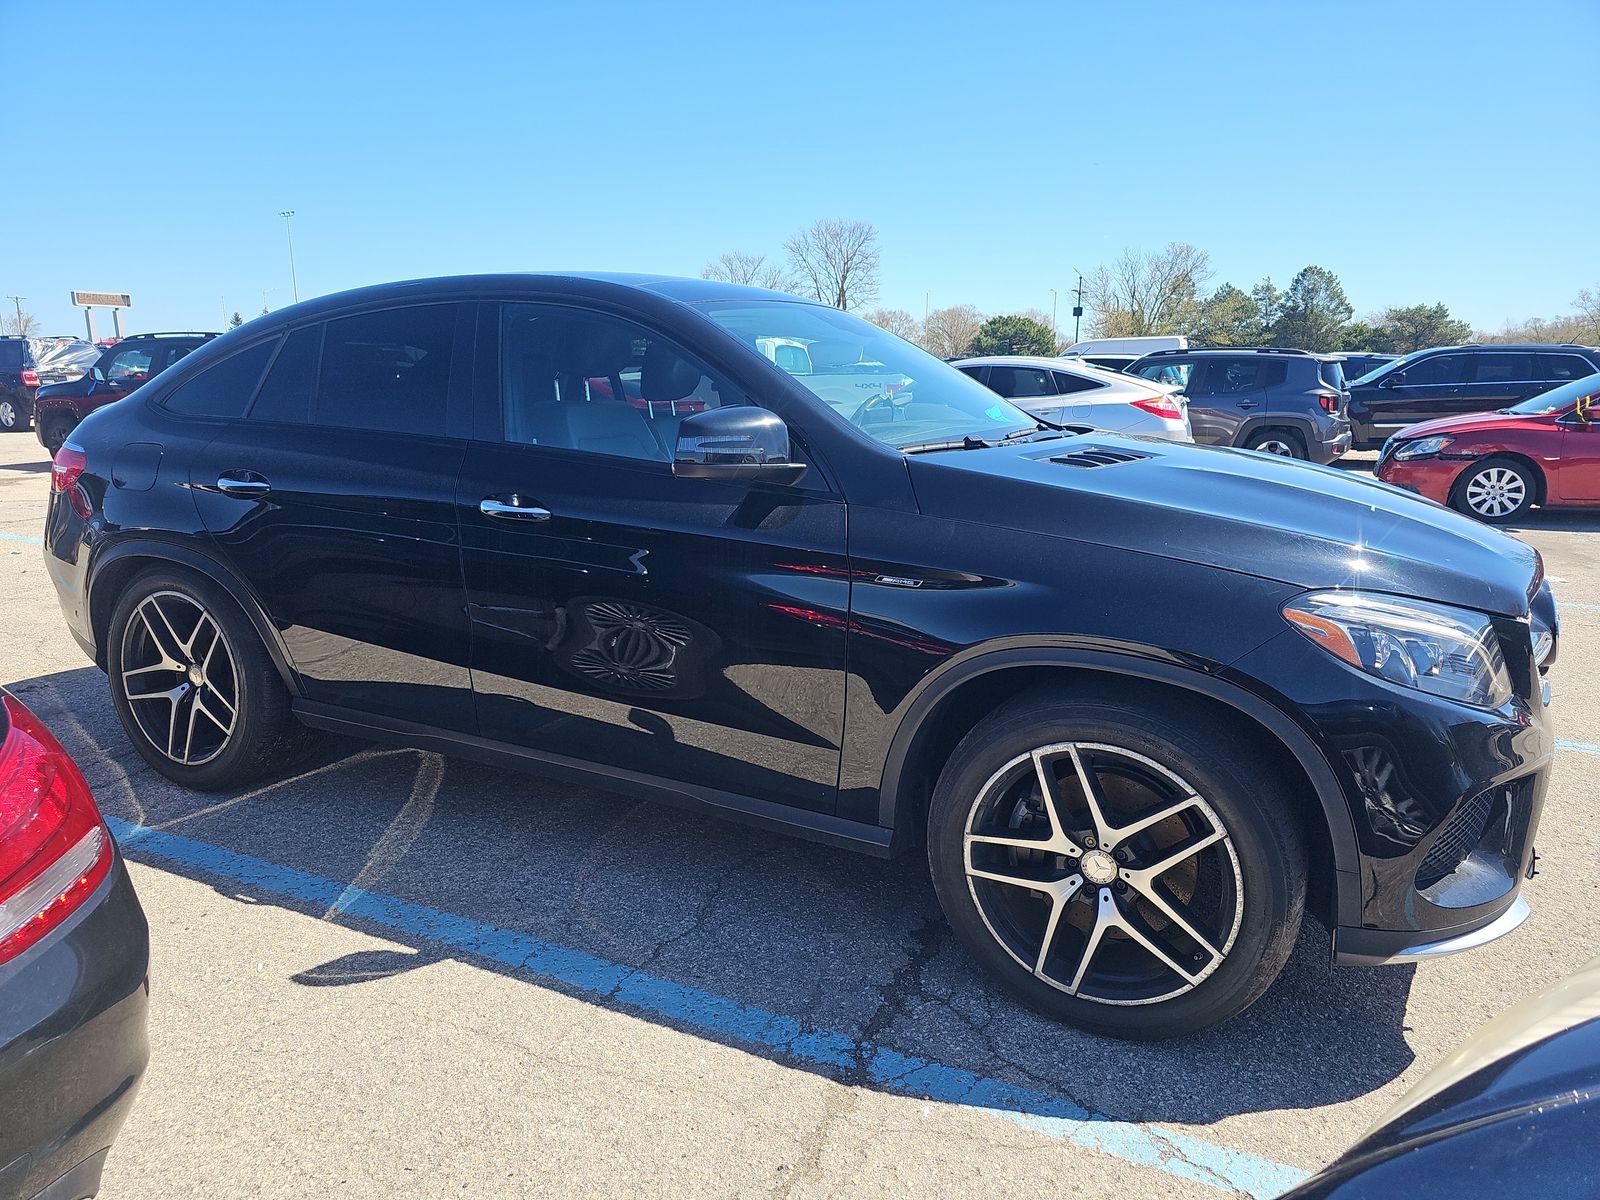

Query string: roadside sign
71 291 131 308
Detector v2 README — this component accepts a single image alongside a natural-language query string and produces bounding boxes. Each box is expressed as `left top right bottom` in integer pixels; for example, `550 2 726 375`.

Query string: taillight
51 444 92 519
1317 394 1342 414
0 694 113 966
20 368 39 388
1131 395 1184 420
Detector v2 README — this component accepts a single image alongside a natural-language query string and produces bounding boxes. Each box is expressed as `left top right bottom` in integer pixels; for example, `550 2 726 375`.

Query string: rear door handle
480 495 551 521
216 471 271 498
1237 400 1259 410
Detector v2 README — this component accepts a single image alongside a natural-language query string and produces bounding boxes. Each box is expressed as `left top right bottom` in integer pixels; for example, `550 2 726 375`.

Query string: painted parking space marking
1559 601 1600 612
0 531 43 545
104 816 1310 1199
1557 740 1600 756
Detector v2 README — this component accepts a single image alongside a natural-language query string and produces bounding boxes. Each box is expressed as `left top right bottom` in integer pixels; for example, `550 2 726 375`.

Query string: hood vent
1049 446 1153 469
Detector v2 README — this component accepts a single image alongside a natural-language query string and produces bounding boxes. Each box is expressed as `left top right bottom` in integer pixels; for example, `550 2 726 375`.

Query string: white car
953 355 1193 442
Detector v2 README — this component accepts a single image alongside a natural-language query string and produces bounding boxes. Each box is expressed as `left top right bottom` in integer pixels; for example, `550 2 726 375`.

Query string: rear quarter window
161 340 278 419
1316 360 1344 389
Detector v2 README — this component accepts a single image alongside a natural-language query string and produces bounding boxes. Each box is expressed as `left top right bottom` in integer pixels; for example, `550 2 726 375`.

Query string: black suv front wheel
927 691 1306 1039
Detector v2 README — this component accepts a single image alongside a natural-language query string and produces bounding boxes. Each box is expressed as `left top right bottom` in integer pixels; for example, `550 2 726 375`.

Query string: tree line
704 224 1599 361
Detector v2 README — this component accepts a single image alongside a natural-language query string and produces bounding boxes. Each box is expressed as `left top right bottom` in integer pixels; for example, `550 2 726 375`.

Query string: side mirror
673 406 805 483
89 366 106 383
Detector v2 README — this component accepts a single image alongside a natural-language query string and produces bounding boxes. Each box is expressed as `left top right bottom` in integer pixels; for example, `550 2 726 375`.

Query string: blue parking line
1560 602 1600 612
1558 740 1600 755
0 531 43 545
103 815 1309 1198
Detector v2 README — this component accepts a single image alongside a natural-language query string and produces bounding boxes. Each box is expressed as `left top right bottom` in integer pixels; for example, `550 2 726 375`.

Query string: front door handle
216 471 271 498
480 495 551 521
1236 400 1259 410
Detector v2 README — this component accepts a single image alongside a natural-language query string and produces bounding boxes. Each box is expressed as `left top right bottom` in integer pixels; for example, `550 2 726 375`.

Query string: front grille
1415 789 1500 890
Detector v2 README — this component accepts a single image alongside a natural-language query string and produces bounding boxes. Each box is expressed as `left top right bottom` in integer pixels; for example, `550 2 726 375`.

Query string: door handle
480 496 551 521
216 472 271 498
1237 400 1259 410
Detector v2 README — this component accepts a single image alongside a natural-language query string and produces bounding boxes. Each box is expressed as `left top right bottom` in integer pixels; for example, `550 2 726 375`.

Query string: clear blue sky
7 0 1598 337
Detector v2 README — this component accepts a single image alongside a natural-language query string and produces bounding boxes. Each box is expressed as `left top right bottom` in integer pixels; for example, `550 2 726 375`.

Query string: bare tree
862 307 921 341
2 309 39 338
701 250 793 293
1085 243 1212 337
785 219 879 310
919 304 984 358
1574 284 1600 342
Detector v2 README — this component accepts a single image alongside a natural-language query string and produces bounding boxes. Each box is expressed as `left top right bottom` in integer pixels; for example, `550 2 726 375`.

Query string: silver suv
1126 347 1353 462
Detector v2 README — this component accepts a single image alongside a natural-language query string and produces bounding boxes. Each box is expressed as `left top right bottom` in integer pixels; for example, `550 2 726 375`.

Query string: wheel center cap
1081 849 1118 885
187 664 205 687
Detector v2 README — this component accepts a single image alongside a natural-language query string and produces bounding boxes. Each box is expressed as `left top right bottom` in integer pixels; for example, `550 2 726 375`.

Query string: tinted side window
250 326 322 424
986 366 1055 398
1193 358 1262 395
1401 354 1468 386
958 366 988 383
1539 353 1594 382
1261 361 1289 388
1476 353 1532 383
0 342 21 368
501 304 745 461
162 340 277 419
1135 360 1192 388
1051 371 1104 394
317 304 461 436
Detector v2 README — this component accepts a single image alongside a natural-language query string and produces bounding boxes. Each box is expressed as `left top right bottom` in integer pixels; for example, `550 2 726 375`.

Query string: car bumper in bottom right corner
1333 893 1532 965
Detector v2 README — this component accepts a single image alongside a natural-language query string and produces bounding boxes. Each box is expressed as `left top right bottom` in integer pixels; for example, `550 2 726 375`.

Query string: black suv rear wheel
0 396 27 432
108 568 314 790
927 690 1306 1039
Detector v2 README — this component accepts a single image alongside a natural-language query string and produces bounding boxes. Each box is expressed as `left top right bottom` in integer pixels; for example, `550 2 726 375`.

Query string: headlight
1283 591 1513 709
1393 435 1453 460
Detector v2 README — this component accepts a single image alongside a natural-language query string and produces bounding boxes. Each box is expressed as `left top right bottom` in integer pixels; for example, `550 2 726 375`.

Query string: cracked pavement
4 440 1598 1198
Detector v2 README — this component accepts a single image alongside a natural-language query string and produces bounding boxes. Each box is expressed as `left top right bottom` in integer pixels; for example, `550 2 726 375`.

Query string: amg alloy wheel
962 743 1243 1006
119 591 240 766
928 691 1306 1038
108 569 314 789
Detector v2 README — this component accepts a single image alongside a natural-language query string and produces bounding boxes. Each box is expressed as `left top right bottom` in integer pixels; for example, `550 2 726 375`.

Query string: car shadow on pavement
9 665 1418 1130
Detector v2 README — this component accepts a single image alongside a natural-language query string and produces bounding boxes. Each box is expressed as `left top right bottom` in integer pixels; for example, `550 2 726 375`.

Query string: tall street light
279 211 299 303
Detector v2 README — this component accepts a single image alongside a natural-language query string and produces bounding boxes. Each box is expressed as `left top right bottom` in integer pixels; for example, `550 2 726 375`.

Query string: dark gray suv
1127 347 1352 462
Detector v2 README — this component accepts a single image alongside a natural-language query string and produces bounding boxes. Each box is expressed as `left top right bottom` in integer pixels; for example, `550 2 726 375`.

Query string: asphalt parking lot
3 437 1597 1199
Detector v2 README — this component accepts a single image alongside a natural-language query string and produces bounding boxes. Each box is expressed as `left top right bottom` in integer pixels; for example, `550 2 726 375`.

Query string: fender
875 644 1361 913
88 536 303 696
1235 411 1320 449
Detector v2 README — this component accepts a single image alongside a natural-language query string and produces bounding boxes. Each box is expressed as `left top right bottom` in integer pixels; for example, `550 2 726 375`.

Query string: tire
0 396 26 432
39 413 75 455
1451 457 1536 524
927 690 1307 1040
107 568 315 790
1243 428 1306 459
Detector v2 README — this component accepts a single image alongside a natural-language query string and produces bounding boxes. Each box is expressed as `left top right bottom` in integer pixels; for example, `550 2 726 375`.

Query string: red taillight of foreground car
1317 393 1342 414
20 368 39 388
0 694 113 966
1131 395 1185 421
51 444 92 519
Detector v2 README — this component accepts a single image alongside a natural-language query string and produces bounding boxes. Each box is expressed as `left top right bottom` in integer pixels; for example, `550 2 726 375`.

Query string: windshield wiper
900 435 994 455
998 425 1070 444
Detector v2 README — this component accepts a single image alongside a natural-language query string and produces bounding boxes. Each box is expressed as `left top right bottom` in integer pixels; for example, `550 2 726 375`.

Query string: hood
907 435 1540 616
1389 410 1551 441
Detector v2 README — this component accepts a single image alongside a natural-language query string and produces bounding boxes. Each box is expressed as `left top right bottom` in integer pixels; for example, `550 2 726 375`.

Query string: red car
1375 372 1600 522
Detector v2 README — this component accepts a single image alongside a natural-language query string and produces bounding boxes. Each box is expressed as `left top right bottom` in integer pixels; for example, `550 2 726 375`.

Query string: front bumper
1231 618 1552 964
0 856 150 1200
1335 894 1532 965
1374 451 1467 505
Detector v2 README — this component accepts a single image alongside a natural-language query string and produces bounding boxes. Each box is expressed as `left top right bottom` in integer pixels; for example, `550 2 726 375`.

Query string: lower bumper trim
1333 895 1531 966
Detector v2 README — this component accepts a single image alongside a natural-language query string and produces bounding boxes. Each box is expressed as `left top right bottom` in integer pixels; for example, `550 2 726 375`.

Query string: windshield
696 300 1039 450
1505 371 1600 415
1349 347 1433 386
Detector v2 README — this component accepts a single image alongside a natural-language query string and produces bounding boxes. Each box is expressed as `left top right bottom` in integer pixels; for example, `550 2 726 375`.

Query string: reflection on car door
189 304 479 731
1374 352 1472 435
455 302 850 814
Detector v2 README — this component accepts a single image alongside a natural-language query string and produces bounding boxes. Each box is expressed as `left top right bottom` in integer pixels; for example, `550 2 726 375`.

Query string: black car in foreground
1284 956 1600 1198
0 691 149 1200
43 274 1556 1039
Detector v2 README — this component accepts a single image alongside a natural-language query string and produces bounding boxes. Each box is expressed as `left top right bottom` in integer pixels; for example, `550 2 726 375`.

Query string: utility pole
4 295 24 335
1072 273 1085 344
1050 288 1058 330
279 210 299 302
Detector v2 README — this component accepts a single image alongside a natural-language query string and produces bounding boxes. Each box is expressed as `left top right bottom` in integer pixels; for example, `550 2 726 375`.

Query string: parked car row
952 355 1191 441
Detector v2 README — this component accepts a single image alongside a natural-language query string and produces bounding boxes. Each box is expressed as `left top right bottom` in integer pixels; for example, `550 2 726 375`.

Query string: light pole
1071 272 1085 344
1050 288 1058 330
279 211 299 303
